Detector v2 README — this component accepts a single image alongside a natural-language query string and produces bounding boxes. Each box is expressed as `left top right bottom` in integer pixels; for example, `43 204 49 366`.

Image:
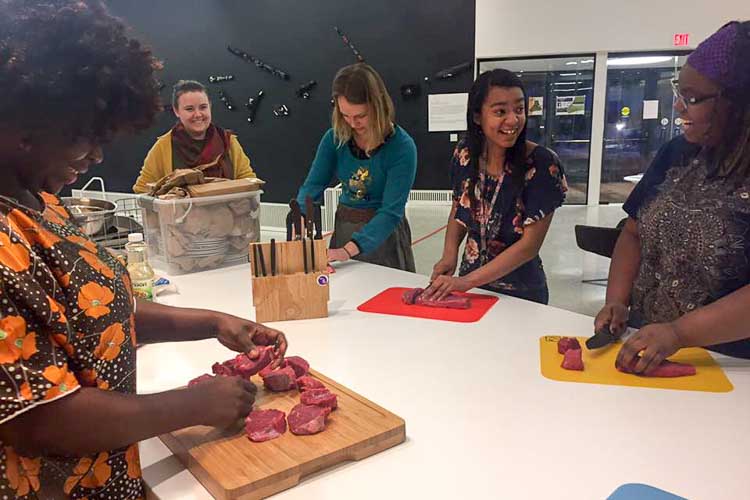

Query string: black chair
574 218 627 285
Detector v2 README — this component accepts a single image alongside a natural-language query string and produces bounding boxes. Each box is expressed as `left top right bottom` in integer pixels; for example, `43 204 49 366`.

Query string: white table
138 262 750 500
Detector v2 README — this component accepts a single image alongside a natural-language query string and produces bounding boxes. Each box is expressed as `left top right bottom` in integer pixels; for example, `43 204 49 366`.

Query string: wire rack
72 177 144 252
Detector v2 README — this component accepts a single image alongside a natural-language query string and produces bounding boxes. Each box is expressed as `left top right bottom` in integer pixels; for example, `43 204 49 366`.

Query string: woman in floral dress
426 69 567 304
0 2 287 498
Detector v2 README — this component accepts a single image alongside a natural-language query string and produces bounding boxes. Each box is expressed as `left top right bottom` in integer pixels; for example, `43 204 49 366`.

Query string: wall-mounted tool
400 83 421 100
227 45 290 80
296 80 317 99
218 89 236 110
246 90 264 123
273 104 290 117
424 61 473 83
334 26 365 62
208 75 234 83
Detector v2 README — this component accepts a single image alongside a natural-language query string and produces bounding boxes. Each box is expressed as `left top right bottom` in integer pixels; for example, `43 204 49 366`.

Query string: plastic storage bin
138 191 261 274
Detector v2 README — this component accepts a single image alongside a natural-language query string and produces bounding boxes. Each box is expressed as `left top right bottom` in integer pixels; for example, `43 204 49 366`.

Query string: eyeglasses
670 79 721 108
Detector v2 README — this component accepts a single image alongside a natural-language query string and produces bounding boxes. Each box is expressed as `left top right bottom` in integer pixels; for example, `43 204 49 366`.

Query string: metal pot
62 197 117 236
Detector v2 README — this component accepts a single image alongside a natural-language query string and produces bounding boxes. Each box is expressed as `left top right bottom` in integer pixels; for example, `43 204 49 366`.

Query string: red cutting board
357 287 498 323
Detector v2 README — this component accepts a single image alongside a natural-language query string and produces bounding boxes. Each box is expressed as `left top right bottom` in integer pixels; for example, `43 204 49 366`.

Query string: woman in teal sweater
296 63 417 271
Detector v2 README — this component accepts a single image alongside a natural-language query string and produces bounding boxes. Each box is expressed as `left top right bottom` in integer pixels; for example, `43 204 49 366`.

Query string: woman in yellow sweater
133 80 256 193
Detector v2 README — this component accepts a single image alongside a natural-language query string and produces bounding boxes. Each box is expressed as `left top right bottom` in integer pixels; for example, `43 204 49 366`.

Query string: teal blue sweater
296 126 417 254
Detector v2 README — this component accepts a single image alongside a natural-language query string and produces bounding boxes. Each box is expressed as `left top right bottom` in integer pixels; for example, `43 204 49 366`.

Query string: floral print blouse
0 192 143 499
451 141 567 297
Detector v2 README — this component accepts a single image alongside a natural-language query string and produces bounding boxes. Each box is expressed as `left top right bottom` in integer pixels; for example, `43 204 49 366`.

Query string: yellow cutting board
539 336 733 392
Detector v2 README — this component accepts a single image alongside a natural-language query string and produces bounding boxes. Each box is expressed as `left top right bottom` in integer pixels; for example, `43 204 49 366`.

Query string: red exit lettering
673 33 690 46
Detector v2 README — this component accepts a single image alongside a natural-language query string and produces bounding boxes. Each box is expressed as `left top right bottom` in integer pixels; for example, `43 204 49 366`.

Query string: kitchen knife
290 200 302 241
257 243 267 277
270 238 276 276
305 196 315 270
252 244 259 278
285 201 294 241
585 324 619 350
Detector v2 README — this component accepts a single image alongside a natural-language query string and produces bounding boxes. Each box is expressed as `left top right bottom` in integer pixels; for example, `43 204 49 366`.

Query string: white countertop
138 262 750 500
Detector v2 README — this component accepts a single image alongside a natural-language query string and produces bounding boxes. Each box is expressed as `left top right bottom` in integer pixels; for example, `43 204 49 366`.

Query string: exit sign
673 33 690 46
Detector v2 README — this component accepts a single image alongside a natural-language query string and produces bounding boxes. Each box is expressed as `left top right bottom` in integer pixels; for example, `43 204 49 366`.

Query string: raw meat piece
229 346 275 377
288 403 330 435
188 374 214 387
300 388 338 410
618 358 696 377
211 362 234 377
401 287 471 309
561 349 584 371
262 366 297 392
297 376 326 392
283 356 310 378
557 337 581 354
245 409 287 442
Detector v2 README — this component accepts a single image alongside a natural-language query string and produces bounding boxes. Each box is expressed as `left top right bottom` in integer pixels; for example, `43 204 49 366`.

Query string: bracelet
342 246 353 258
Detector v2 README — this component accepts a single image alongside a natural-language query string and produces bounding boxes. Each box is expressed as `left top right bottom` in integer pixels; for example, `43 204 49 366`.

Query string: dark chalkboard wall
75 0 475 202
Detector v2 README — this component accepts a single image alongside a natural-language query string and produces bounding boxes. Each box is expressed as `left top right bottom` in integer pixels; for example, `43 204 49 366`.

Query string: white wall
476 0 750 58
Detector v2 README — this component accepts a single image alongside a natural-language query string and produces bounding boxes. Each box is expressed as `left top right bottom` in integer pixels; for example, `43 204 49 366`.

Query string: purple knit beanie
687 21 750 96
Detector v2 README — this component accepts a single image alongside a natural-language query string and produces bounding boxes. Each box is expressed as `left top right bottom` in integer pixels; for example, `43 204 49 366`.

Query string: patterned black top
451 141 567 300
624 136 750 358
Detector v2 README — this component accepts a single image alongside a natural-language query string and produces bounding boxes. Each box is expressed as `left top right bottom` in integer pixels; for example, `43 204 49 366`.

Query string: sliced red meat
211 362 234 377
557 337 581 354
618 358 696 377
262 365 297 392
288 403 330 435
297 376 325 392
283 356 310 378
245 409 287 442
300 388 338 410
561 348 584 371
188 374 215 387
401 287 471 309
230 346 275 378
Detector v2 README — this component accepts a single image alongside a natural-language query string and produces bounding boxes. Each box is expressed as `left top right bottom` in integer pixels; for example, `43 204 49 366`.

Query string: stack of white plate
183 238 229 258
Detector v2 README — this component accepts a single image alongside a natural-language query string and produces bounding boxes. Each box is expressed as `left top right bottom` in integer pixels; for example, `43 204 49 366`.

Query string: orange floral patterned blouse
0 192 143 499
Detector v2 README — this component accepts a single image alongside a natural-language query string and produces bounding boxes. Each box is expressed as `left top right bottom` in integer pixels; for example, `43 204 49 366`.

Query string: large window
600 52 689 203
479 55 596 205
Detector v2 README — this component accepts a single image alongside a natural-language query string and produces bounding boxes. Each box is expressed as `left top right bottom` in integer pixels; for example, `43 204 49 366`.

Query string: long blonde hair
331 63 395 153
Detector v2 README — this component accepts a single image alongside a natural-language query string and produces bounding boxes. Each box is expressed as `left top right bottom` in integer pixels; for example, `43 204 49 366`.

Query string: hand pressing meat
212 346 276 378
300 389 338 411
212 313 288 367
617 358 696 377
561 348 584 371
401 287 471 309
245 409 287 442
190 376 257 429
297 376 326 392
557 337 581 354
262 366 298 392
288 403 331 435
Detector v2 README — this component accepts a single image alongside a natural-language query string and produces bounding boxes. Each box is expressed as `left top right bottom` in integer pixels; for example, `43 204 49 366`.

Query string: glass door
600 53 689 203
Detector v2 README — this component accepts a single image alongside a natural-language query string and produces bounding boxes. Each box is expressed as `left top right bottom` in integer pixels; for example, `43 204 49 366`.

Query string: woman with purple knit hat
593 20 750 374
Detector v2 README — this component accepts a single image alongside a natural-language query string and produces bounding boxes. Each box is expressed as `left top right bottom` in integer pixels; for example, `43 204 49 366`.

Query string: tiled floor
261 203 629 319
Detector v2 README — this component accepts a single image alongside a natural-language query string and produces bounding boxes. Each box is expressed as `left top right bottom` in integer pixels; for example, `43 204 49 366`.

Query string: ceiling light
565 61 578 65
607 56 673 67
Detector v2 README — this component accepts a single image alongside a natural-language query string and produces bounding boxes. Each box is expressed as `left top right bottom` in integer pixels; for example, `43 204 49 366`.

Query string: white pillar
587 51 608 206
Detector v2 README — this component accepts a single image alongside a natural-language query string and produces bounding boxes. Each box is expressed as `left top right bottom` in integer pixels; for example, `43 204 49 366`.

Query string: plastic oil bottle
125 233 155 301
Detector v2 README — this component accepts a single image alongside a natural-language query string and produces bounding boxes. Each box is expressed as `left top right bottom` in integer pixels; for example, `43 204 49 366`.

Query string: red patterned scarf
171 122 234 178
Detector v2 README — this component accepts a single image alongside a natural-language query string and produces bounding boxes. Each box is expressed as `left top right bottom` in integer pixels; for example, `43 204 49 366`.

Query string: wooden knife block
250 239 329 323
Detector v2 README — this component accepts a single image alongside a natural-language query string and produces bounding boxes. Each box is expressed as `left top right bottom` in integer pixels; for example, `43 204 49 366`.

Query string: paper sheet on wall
428 93 468 132
643 100 659 120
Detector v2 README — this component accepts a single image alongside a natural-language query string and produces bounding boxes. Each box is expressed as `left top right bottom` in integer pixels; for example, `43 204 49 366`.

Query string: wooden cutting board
159 370 406 499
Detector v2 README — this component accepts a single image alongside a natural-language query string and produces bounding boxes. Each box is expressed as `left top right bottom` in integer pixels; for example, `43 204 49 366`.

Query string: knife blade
305 196 315 270
585 324 619 350
257 243 267 277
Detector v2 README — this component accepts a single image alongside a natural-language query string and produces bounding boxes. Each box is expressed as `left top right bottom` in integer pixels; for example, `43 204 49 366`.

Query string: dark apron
331 205 416 272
